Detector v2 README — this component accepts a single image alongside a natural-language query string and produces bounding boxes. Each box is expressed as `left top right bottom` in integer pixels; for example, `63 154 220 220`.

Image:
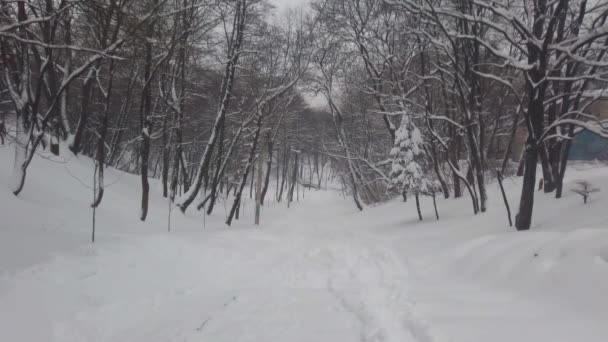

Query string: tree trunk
432 153 449 199
278 147 288 202
451 136 462 198
515 140 538 231
415 193 422 221
11 115 30 195
139 9 155 221
538 143 556 192
249 163 255 199
515 0 554 230
452 168 462 198
91 60 115 209
432 193 439 220
260 133 273 205
287 152 298 205
466 130 487 212
516 147 526 176
162 116 170 198
204 118 225 213
496 169 512 227
255 136 264 225
555 124 574 198
227 115 262 226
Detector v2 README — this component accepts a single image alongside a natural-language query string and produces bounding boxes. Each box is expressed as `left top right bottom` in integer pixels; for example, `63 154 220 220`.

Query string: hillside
1 144 608 342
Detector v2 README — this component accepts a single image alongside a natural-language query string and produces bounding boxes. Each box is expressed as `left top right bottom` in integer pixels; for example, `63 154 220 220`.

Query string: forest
1 0 607 230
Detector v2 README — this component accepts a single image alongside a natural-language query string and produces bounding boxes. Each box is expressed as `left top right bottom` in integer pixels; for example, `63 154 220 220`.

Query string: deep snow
1 143 608 342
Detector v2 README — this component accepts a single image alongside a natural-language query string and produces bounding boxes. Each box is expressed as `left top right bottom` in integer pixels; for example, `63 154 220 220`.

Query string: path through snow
1 189 440 342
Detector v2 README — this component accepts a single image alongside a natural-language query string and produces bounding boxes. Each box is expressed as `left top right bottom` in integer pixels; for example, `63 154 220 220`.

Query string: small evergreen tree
389 113 431 220
571 180 600 204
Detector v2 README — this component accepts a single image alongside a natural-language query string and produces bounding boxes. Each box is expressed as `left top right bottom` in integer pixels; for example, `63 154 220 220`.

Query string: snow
1 143 608 341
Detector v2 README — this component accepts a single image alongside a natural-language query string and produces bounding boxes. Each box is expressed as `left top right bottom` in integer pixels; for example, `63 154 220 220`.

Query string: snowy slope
1 143 608 342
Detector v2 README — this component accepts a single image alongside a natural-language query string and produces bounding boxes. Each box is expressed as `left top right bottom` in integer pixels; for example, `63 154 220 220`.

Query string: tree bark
287 152 298 205
538 143 556 192
277 147 288 202
260 132 273 205
432 193 439 220
516 134 541 230
139 5 156 221
415 193 422 221
496 169 512 227
162 115 170 198
255 135 264 225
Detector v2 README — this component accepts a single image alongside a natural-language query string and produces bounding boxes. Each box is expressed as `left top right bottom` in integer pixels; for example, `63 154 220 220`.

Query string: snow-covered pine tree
390 113 431 221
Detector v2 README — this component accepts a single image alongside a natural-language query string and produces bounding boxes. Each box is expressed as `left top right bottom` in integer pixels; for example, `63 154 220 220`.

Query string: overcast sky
269 0 311 14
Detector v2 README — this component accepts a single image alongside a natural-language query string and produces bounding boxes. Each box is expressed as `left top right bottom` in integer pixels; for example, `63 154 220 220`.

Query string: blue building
570 124 608 160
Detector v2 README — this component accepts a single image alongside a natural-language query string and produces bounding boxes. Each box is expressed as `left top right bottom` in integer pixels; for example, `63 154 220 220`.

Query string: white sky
269 0 311 14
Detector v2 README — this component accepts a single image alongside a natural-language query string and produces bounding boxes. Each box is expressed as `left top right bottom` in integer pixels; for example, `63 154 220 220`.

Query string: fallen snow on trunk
1 145 607 341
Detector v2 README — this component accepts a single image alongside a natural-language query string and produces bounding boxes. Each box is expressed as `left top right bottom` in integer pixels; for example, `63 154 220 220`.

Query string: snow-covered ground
1 143 608 342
